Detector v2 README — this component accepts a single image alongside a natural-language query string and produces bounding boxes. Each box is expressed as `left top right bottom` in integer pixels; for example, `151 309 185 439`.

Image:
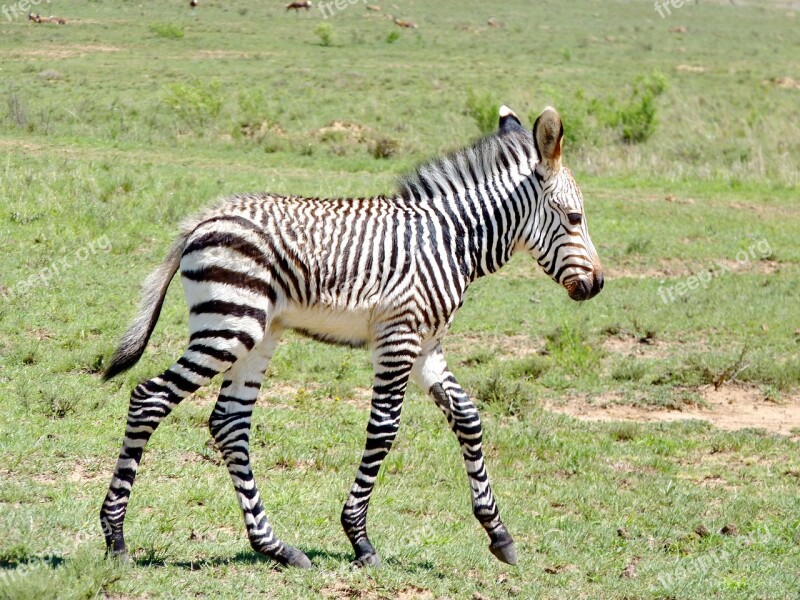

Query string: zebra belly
277 306 372 348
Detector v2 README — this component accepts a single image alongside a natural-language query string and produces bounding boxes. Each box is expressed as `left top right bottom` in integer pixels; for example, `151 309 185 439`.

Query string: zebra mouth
563 272 603 301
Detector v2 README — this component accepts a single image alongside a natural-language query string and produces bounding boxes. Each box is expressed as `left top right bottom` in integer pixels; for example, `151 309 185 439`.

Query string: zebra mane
398 128 535 202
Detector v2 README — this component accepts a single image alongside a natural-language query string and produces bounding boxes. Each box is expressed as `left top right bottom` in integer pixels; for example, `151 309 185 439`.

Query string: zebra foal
100 105 603 569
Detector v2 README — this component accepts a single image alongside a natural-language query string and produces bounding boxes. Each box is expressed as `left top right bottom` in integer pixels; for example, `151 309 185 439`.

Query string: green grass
1 0 799 598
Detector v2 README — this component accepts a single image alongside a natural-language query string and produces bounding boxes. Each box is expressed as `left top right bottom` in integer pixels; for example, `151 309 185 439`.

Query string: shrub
507 356 550 380
149 23 185 39
545 323 602 377
6 91 28 129
465 90 499 135
535 72 667 149
386 30 401 44
164 80 224 134
611 357 649 382
534 89 605 150
611 72 667 144
473 373 532 416
371 136 399 159
314 23 334 47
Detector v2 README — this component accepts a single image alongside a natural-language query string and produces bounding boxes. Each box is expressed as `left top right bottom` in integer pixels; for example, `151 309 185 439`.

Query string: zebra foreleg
341 330 420 567
209 331 312 569
411 347 517 566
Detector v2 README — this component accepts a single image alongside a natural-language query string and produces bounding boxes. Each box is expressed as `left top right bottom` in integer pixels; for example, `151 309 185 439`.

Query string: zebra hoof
105 547 130 564
351 552 381 568
276 545 313 569
489 540 518 566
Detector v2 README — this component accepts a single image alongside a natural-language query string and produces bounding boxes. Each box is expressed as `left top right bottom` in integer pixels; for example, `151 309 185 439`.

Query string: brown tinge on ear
533 106 563 175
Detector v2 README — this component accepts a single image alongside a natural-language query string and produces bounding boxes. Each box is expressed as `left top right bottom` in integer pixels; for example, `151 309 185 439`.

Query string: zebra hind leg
208 330 312 569
100 344 237 560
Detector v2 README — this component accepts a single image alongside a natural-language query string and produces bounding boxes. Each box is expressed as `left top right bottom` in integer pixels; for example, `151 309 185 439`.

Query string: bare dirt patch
449 333 543 361
264 382 373 409
67 461 107 483
316 121 371 143
676 64 707 73
728 201 800 218
547 385 800 436
607 257 782 279
0 140 43 153
764 76 800 90
191 49 255 60
322 582 379 600
9 45 121 59
601 335 674 359
239 121 288 139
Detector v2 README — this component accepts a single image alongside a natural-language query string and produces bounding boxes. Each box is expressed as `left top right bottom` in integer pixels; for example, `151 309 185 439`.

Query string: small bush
371 136 399 159
37 391 78 419
386 30 401 44
164 80 224 133
545 323 602 377
612 357 649 382
314 23 334 47
609 422 640 441
533 89 605 150
6 91 28 129
611 72 667 144
149 23 185 39
462 348 494 367
465 90 499 135
508 356 550 380
537 71 666 149
625 236 652 255
739 357 800 392
473 373 531 416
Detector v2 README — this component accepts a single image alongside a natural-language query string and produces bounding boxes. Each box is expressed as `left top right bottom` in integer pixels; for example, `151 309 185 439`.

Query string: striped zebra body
101 106 603 568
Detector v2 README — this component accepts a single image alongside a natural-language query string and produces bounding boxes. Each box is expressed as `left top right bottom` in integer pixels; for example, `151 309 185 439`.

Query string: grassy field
1 0 799 598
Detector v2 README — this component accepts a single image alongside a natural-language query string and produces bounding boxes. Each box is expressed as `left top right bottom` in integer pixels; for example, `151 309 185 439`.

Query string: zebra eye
567 212 582 225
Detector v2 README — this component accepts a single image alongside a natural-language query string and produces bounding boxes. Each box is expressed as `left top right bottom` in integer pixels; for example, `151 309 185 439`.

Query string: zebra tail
103 234 187 381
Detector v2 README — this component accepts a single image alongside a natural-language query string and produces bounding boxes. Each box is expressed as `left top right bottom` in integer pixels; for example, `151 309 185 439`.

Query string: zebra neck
460 173 530 280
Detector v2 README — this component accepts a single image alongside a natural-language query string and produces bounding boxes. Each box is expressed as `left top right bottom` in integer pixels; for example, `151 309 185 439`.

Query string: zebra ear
533 106 563 175
498 105 524 134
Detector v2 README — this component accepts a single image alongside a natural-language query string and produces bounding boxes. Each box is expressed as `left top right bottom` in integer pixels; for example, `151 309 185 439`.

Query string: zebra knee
208 403 250 452
208 406 227 442
124 380 173 435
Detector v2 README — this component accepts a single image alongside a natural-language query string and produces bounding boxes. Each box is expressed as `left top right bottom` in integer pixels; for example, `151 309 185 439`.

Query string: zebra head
517 107 604 301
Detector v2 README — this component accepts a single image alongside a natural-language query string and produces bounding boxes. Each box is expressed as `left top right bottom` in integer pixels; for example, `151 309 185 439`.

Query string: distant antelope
366 4 381 10
286 1 312 11
393 17 417 28
190 0 198 8
28 13 67 24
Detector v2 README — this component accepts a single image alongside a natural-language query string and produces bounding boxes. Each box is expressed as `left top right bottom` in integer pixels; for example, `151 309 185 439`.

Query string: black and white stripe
100 105 603 569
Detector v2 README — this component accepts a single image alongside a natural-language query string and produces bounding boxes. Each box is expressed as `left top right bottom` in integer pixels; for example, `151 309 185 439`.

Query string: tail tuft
103 235 187 380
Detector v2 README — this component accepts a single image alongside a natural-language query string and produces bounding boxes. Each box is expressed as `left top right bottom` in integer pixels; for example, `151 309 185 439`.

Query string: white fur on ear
499 105 515 119
498 105 524 134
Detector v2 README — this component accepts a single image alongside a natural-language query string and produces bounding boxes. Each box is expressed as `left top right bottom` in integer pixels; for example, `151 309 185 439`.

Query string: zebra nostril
590 272 604 298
